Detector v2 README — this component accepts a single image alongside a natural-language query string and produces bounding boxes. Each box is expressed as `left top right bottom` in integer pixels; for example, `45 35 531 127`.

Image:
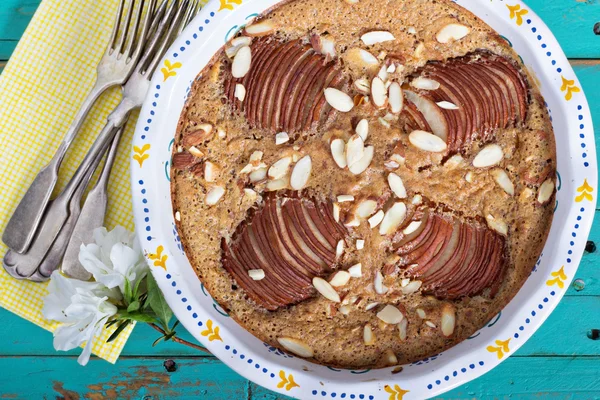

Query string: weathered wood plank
0 0 40 59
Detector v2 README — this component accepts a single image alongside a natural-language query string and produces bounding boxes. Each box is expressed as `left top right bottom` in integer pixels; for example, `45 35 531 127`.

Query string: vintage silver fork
2 0 155 254
3 0 192 279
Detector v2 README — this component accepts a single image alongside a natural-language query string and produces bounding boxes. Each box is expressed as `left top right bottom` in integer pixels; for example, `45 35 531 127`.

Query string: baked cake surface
170 0 556 368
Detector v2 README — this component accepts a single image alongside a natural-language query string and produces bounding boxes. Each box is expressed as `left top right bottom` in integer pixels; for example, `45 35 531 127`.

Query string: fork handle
2 79 116 253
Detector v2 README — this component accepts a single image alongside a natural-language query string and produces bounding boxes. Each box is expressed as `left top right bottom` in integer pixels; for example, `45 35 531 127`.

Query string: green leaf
127 300 141 313
105 318 120 329
124 278 133 305
107 320 131 343
146 272 173 330
125 312 156 324
152 335 166 347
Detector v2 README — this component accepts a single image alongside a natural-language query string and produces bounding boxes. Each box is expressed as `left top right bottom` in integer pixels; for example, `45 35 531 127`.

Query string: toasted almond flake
368 210 385 228
339 305 352 315
249 151 263 164
336 239 345 258
177 145 183 153
249 167 267 182
425 321 437 328
374 270 389 294
411 194 422 205
404 91 448 140
377 64 389 82
346 134 365 167
324 88 354 112
356 239 365 250
356 199 377 218
268 156 292 179
436 23 471 44
390 153 405 166
401 280 422 294
354 78 371 94
436 100 459 110
333 202 341 222
349 145 374 175
378 117 391 128
188 146 204 158
363 324 376 345
244 20 275 36
290 155 312 190
243 188 257 200
445 154 465 169
491 169 515 195
416 308 426 319
409 130 447 152
371 77 387 108
388 82 403 114
398 318 408 340
473 144 504 168
486 214 508 235
248 269 265 280
330 271 351 287
204 161 220 182
344 0 359 4
465 171 474 183
361 30 395 45
311 34 336 58
388 173 407 199
411 77 440 90
387 63 396 73
358 49 379 64
330 138 347 168
400 278 410 287
365 302 379 311
356 119 369 141
217 127 227 139
377 305 405 324
348 263 362 277
231 46 251 78
385 160 400 170
337 194 355 203
403 220 422 235
313 277 341 302
414 42 425 57
234 83 246 101
266 176 289 191
379 202 407 235
275 132 289 145
537 179 555 204
225 36 252 58
174 211 181 221
277 337 314 358
407 26 416 34
206 186 225 206
344 217 360 227
441 304 456 337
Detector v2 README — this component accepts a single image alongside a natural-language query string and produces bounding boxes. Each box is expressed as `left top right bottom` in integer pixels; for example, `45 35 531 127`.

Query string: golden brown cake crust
170 0 556 368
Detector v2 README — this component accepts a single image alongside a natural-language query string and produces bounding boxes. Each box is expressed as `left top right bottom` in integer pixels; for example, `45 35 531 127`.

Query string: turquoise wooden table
1 0 600 398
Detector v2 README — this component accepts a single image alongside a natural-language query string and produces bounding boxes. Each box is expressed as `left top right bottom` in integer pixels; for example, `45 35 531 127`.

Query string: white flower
79 226 148 294
42 271 119 366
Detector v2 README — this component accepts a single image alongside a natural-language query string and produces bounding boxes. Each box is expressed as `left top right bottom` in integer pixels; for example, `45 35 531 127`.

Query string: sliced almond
377 305 404 324
234 83 246 101
266 176 289 191
346 135 365 167
464 171 474 183
416 308 426 319
333 202 341 222
441 304 456 337
217 127 227 139
330 138 347 168
486 214 508 235
368 210 385 228
473 144 504 168
404 91 448 140
378 117 391 128
377 64 388 82
243 188 257 200
400 278 410 287
401 280 422 294
205 186 225 206
349 146 374 175
371 77 387 108
275 132 289 145
379 202 407 235
444 154 465 169
387 63 396 73
363 324 376 345
388 82 403 114
344 216 360 228
491 169 515 196
398 318 408 340
330 271 351 287
311 34 336 59
411 77 440 91
403 220 422 235
290 155 312 190
188 146 204 158
268 156 292 179
356 239 365 250
365 302 380 311
249 167 267 182
356 119 369 141
313 277 341 302
356 200 377 218
249 150 263 164
361 30 395 45
277 337 314 358
358 48 379 64
339 305 352 315
244 20 275 37
425 321 437 328
388 173 407 199
248 269 265 280
348 263 362 277
324 88 354 112
411 194 422 205
225 36 252 58
374 270 389 294
174 211 181 221
436 23 471 44
436 100 459 110
354 78 371 94
383 349 398 366
537 179 555 204
204 161 220 182
337 194 355 203
409 130 447 153
231 46 251 78
336 239 344 258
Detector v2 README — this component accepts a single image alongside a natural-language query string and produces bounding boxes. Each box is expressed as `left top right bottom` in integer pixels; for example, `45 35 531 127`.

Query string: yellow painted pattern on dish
148 245 167 270
486 338 511 359
384 384 409 400
560 76 581 101
575 179 594 202
277 370 300 391
161 59 182 82
133 143 150 167
218 0 242 12
506 4 529 26
201 319 223 342
546 266 567 288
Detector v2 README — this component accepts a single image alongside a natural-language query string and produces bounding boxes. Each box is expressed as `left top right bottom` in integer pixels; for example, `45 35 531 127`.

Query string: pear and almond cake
170 0 556 368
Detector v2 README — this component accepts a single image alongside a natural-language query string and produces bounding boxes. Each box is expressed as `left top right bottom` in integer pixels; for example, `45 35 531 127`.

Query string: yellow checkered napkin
0 0 161 363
